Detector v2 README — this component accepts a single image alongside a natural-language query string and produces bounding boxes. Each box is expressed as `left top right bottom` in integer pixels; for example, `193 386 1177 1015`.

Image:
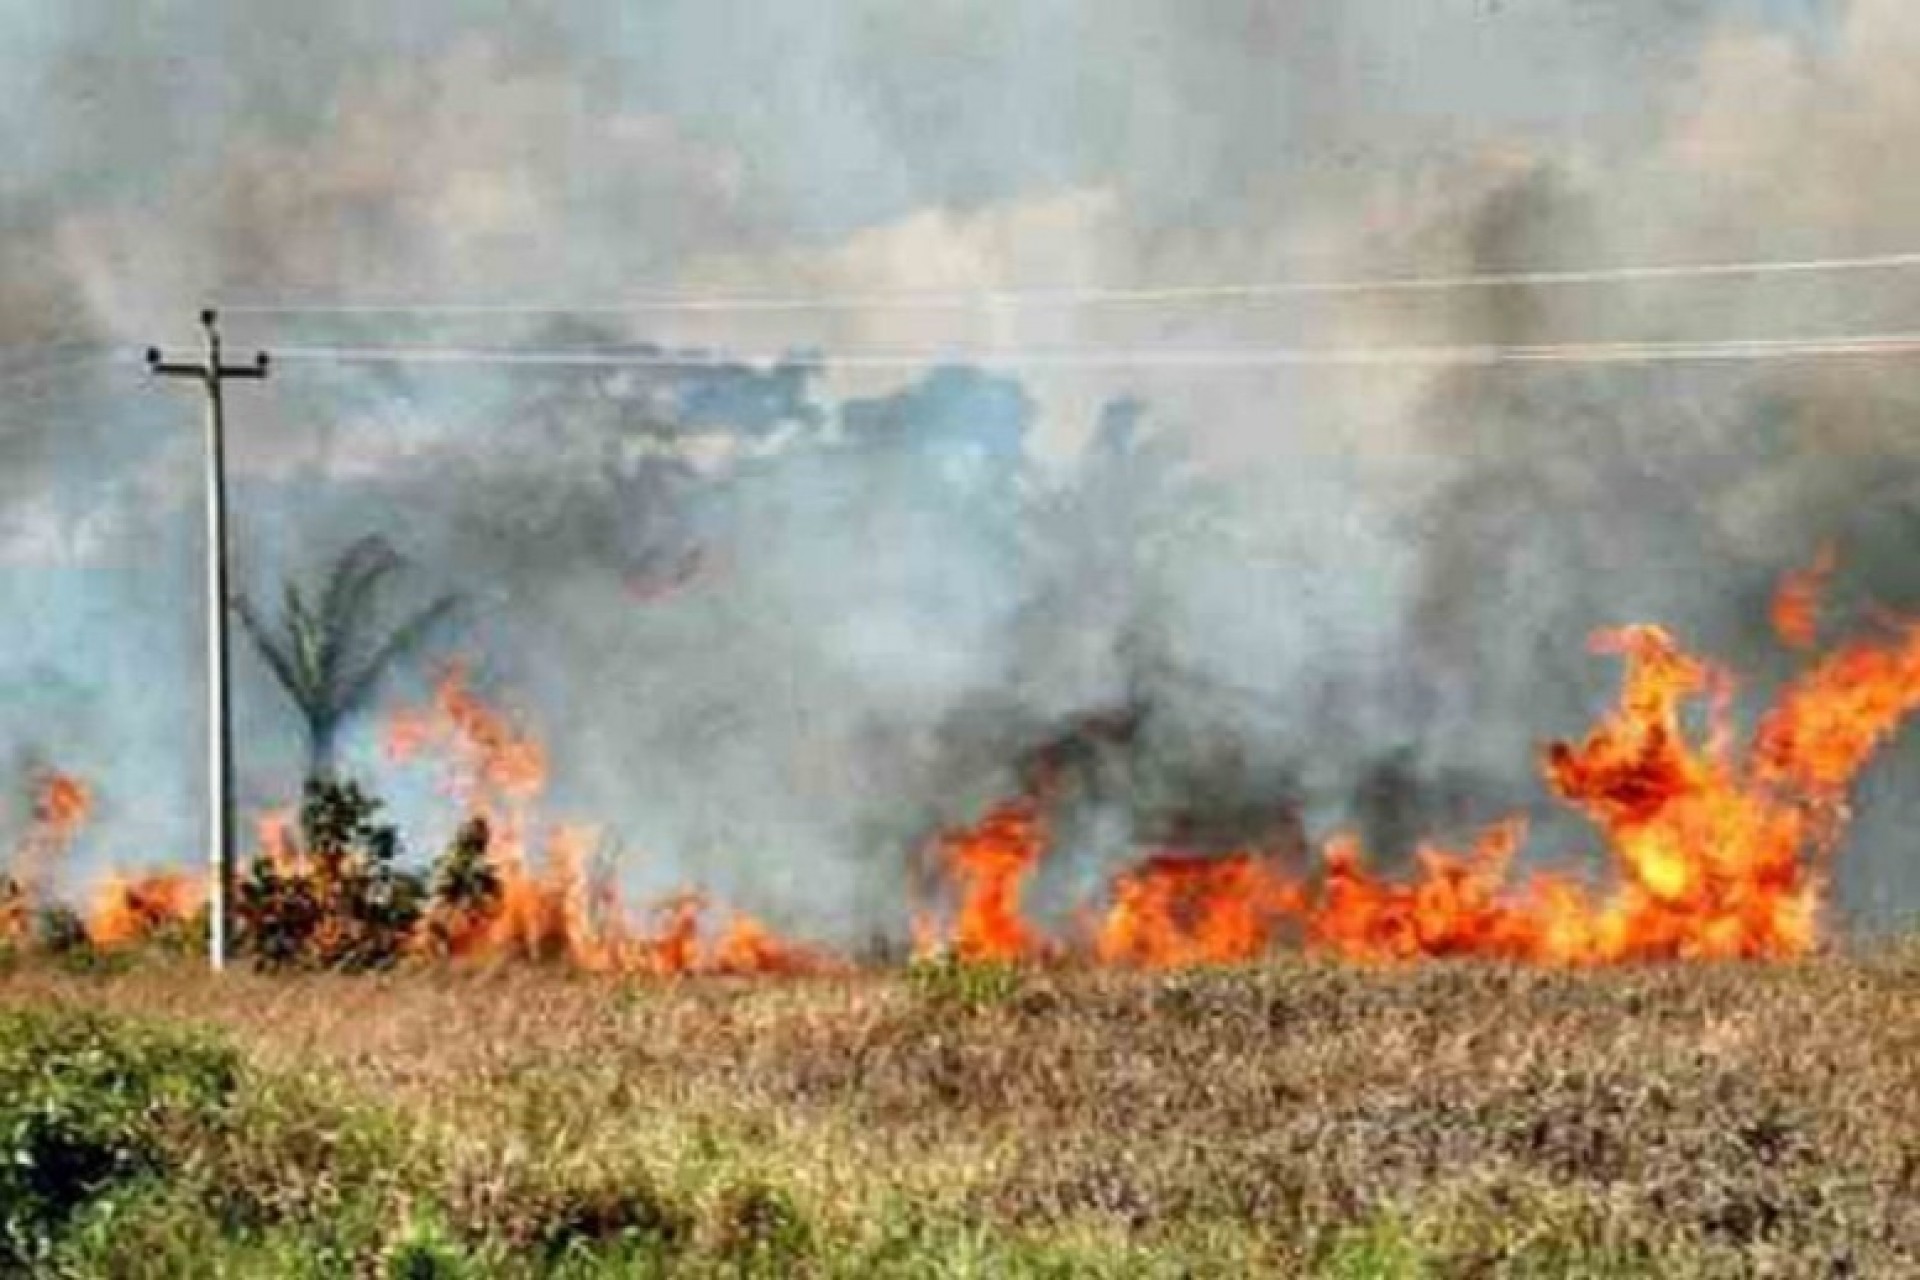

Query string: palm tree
236 535 459 783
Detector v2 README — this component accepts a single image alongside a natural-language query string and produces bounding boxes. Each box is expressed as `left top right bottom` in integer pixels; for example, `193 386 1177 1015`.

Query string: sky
7 0 1920 937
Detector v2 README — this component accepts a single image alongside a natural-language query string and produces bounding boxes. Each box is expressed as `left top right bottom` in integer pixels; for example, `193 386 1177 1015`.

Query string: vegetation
237 778 428 971
420 815 502 959
235 534 458 784
1 945 1916 1276
236 778 519 973
0 1007 239 1272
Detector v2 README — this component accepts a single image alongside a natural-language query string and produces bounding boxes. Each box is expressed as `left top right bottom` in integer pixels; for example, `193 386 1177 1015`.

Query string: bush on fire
238 777 427 970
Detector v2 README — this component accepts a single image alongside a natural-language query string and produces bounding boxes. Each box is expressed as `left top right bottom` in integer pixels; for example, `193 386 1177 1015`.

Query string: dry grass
4 945 1919 1276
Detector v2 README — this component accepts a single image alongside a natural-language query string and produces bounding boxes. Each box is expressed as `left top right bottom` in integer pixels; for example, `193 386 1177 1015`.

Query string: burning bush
237 777 427 970
419 814 501 958
32 905 90 957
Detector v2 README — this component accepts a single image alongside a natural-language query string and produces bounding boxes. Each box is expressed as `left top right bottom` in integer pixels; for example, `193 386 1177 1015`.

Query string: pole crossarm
145 308 269 973
147 308 271 383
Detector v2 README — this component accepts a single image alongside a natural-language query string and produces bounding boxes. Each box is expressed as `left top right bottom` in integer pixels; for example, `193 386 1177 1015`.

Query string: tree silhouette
235 536 458 783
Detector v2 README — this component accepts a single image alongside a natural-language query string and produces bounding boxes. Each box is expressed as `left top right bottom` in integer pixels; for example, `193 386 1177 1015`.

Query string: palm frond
235 591 324 721
282 584 328 698
241 536 458 775
316 536 403 685
334 594 463 718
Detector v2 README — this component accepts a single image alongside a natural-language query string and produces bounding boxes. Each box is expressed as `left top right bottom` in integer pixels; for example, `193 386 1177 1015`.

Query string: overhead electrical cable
217 248 1920 317
265 331 1920 372
0 348 131 391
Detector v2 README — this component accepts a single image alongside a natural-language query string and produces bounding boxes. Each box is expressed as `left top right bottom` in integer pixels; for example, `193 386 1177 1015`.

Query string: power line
6 330 1919 387
0 332 117 358
218 248 1920 317
0 349 130 390
267 331 1920 372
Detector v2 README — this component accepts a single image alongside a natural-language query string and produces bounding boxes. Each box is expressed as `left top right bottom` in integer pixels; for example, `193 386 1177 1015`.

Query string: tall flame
388 665 833 976
2 770 94 942
919 793 1052 963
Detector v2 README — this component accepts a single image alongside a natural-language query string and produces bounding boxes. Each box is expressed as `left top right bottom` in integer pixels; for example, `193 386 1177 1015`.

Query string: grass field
2 946 1918 1277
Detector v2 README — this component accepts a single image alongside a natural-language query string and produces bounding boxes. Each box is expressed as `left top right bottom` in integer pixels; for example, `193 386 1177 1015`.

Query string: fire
387 660 547 818
918 553 1920 968
388 665 833 976
34 771 92 834
711 912 833 976
1773 542 1836 652
1094 850 1303 968
255 807 301 872
1533 624 1821 962
1753 620 1920 798
0 771 201 951
918 793 1052 963
2 770 94 943
86 870 204 949
13 771 92 893
24 551 1920 976
1306 821 1538 963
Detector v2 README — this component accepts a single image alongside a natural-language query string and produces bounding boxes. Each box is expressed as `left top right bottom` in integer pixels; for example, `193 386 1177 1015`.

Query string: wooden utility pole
147 309 269 972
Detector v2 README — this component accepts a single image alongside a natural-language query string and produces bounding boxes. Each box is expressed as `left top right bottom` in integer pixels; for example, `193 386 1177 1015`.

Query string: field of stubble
2 947 1917 1277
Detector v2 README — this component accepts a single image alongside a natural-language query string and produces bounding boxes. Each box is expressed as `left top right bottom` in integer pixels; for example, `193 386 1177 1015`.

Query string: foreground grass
2 944 1918 1276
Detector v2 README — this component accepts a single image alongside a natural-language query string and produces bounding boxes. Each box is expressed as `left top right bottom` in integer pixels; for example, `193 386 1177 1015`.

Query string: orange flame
1773 542 1837 652
34 771 92 834
42 551 1920 975
1306 820 1540 962
1528 624 1819 961
3 770 94 943
255 807 301 873
918 793 1052 963
711 912 834 976
13 770 92 893
919 556 1920 968
1095 850 1304 968
388 666 833 976
86 870 204 949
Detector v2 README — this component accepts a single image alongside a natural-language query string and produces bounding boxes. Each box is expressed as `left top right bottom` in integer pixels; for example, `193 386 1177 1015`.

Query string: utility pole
148 310 269 972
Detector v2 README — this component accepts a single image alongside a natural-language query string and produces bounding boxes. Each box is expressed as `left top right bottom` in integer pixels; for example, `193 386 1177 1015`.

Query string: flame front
917 554 1920 967
25 552 1920 974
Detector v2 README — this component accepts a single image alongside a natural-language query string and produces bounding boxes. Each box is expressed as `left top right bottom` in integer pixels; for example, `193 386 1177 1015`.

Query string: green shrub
0 1007 238 1269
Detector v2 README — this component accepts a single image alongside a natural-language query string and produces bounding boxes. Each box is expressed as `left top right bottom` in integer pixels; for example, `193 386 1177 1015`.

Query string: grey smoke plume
4 1 1919 936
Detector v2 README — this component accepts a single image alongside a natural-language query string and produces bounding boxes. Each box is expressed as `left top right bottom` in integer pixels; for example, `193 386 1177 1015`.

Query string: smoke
6 1 1920 935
